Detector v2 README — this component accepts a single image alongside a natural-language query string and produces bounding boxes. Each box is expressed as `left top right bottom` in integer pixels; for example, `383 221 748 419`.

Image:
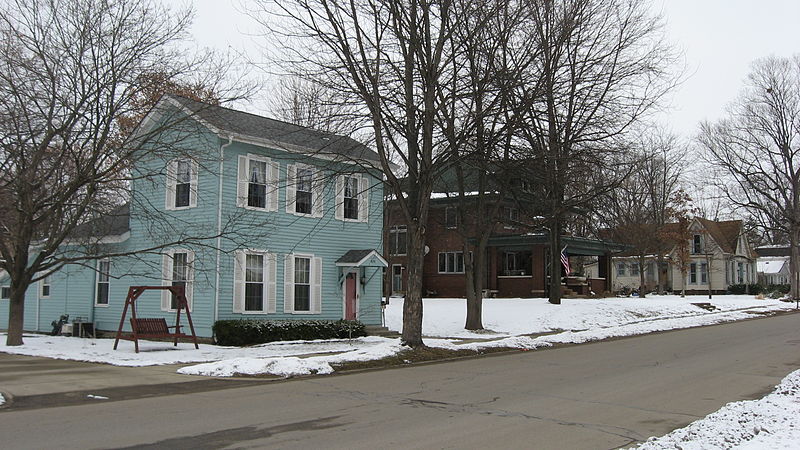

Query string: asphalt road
3 313 800 449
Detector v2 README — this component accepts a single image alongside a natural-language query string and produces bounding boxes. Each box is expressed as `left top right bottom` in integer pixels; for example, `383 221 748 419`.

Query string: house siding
1 113 385 338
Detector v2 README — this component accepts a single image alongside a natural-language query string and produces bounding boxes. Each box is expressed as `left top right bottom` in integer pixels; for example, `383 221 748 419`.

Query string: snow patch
633 369 800 449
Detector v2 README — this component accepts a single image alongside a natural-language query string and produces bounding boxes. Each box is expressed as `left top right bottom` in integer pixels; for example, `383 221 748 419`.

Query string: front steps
364 325 401 338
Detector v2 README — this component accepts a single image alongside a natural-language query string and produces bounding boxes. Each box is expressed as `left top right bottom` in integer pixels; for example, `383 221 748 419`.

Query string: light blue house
0 96 387 338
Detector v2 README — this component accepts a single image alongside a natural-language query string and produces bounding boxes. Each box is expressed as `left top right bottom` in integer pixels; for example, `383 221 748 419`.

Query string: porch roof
482 233 629 256
335 249 388 267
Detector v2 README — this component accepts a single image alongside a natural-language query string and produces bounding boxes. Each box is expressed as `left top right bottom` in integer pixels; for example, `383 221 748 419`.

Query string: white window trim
237 153 279 212
165 158 198 211
284 252 322 315
1 285 10 300
286 163 324 218
335 174 370 223
161 249 194 312
94 258 111 307
233 249 277 315
39 275 51 299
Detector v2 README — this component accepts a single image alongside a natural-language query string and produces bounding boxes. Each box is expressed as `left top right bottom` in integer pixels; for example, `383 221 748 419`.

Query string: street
2 313 800 449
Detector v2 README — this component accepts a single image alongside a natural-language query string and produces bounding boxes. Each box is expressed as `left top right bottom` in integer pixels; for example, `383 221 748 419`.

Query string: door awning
335 249 388 268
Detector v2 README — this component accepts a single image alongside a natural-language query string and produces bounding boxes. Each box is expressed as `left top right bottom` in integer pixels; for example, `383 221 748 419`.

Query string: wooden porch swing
113 286 199 353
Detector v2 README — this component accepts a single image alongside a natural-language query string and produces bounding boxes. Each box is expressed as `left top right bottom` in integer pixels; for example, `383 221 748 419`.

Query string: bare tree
0 0 248 346
698 55 800 301
599 130 686 296
515 0 678 304
251 0 457 347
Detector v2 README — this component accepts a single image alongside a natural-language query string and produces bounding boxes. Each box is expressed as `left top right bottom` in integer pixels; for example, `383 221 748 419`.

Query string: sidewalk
0 353 263 411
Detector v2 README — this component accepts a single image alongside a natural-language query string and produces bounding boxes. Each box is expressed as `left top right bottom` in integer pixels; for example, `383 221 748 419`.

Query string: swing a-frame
113 286 199 353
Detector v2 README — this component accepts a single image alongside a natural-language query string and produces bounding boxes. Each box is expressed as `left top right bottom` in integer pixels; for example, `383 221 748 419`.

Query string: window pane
248 160 267 208
438 253 446 273
175 183 190 207
1 286 10 299
99 261 110 282
447 253 455 272
344 198 359 219
397 229 407 254
246 254 263 282
295 257 310 284
296 191 312 214
297 168 313 193
294 285 310 311
173 253 188 281
456 253 464 273
177 160 191 183
245 282 264 311
97 283 109 305
171 280 186 310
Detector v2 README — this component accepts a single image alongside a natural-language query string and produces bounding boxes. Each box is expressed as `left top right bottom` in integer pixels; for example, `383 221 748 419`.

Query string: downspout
213 136 234 329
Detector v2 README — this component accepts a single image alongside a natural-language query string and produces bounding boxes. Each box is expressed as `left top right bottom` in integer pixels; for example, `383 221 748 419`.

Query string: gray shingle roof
70 204 130 239
170 95 380 163
336 249 378 264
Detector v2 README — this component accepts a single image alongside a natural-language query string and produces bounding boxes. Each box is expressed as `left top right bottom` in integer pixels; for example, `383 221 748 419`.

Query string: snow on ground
385 295 794 338
633 369 800 449
0 295 795 379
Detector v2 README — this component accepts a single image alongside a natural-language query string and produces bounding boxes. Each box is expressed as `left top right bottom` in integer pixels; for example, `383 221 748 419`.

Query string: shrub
766 284 790 294
213 319 367 346
727 284 763 295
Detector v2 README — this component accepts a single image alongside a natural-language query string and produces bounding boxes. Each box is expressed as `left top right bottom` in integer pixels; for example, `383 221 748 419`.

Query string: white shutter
335 175 344 221
189 160 198 208
185 250 195 312
237 155 248 207
312 257 322 314
165 161 177 210
267 253 277 313
268 161 280 212
232 251 245 313
359 175 370 223
161 253 171 311
285 164 296 214
312 170 324 218
284 254 294 313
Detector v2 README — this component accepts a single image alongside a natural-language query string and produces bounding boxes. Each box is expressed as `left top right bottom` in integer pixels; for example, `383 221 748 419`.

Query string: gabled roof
69 204 130 240
167 96 381 164
335 249 388 267
696 218 743 254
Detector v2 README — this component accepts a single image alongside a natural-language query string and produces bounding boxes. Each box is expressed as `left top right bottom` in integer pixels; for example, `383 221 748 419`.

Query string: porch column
488 247 498 290
598 253 611 294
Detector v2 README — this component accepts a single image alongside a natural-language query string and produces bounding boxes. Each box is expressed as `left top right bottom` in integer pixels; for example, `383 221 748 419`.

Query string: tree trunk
638 255 647 298
549 220 562 305
465 235 488 330
680 271 687 298
706 253 713 300
401 222 425 347
791 225 800 301
6 284 27 346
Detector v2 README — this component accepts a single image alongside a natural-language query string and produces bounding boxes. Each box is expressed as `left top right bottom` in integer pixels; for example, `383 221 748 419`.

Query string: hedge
213 319 367 346
727 284 763 295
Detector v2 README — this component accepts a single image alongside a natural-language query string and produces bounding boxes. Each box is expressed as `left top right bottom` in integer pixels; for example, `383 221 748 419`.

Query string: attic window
692 234 703 254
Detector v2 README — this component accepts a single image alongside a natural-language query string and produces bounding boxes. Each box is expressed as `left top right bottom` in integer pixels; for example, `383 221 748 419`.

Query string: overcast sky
188 0 800 140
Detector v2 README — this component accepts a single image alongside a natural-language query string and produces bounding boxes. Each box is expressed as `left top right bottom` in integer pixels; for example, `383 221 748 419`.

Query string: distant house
0 96 386 338
755 246 791 285
586 218 757 295
384 193 626 299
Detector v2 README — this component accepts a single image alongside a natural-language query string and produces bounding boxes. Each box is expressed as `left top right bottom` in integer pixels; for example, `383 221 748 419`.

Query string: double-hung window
689 263 697 284
445 207 458 229
389 226 407 256
344 176 359 220
284 254 322 314
95 259 110 306
161 250 194 311
504 207 519 229
39 274 51 299
286 164 322 217
166 159 197 210
237 154 278 211
233 250 276 314
617 263 626 277
438 251 464 274
700 262 708 284
737 262 744 283
336 174 369 222
1 285 10 299
630 263 640 277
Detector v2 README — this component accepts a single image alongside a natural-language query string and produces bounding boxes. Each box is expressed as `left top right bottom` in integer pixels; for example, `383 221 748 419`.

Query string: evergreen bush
213 319 367 346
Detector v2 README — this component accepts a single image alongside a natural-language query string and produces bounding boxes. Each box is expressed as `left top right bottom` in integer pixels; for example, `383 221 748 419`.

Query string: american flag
560 245 571 275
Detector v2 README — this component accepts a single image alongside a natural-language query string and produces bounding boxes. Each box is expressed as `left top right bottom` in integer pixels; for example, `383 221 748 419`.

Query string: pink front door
345 273 357 320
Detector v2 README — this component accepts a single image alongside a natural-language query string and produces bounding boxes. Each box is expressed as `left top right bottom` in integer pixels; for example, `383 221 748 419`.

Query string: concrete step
364 325 401 338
